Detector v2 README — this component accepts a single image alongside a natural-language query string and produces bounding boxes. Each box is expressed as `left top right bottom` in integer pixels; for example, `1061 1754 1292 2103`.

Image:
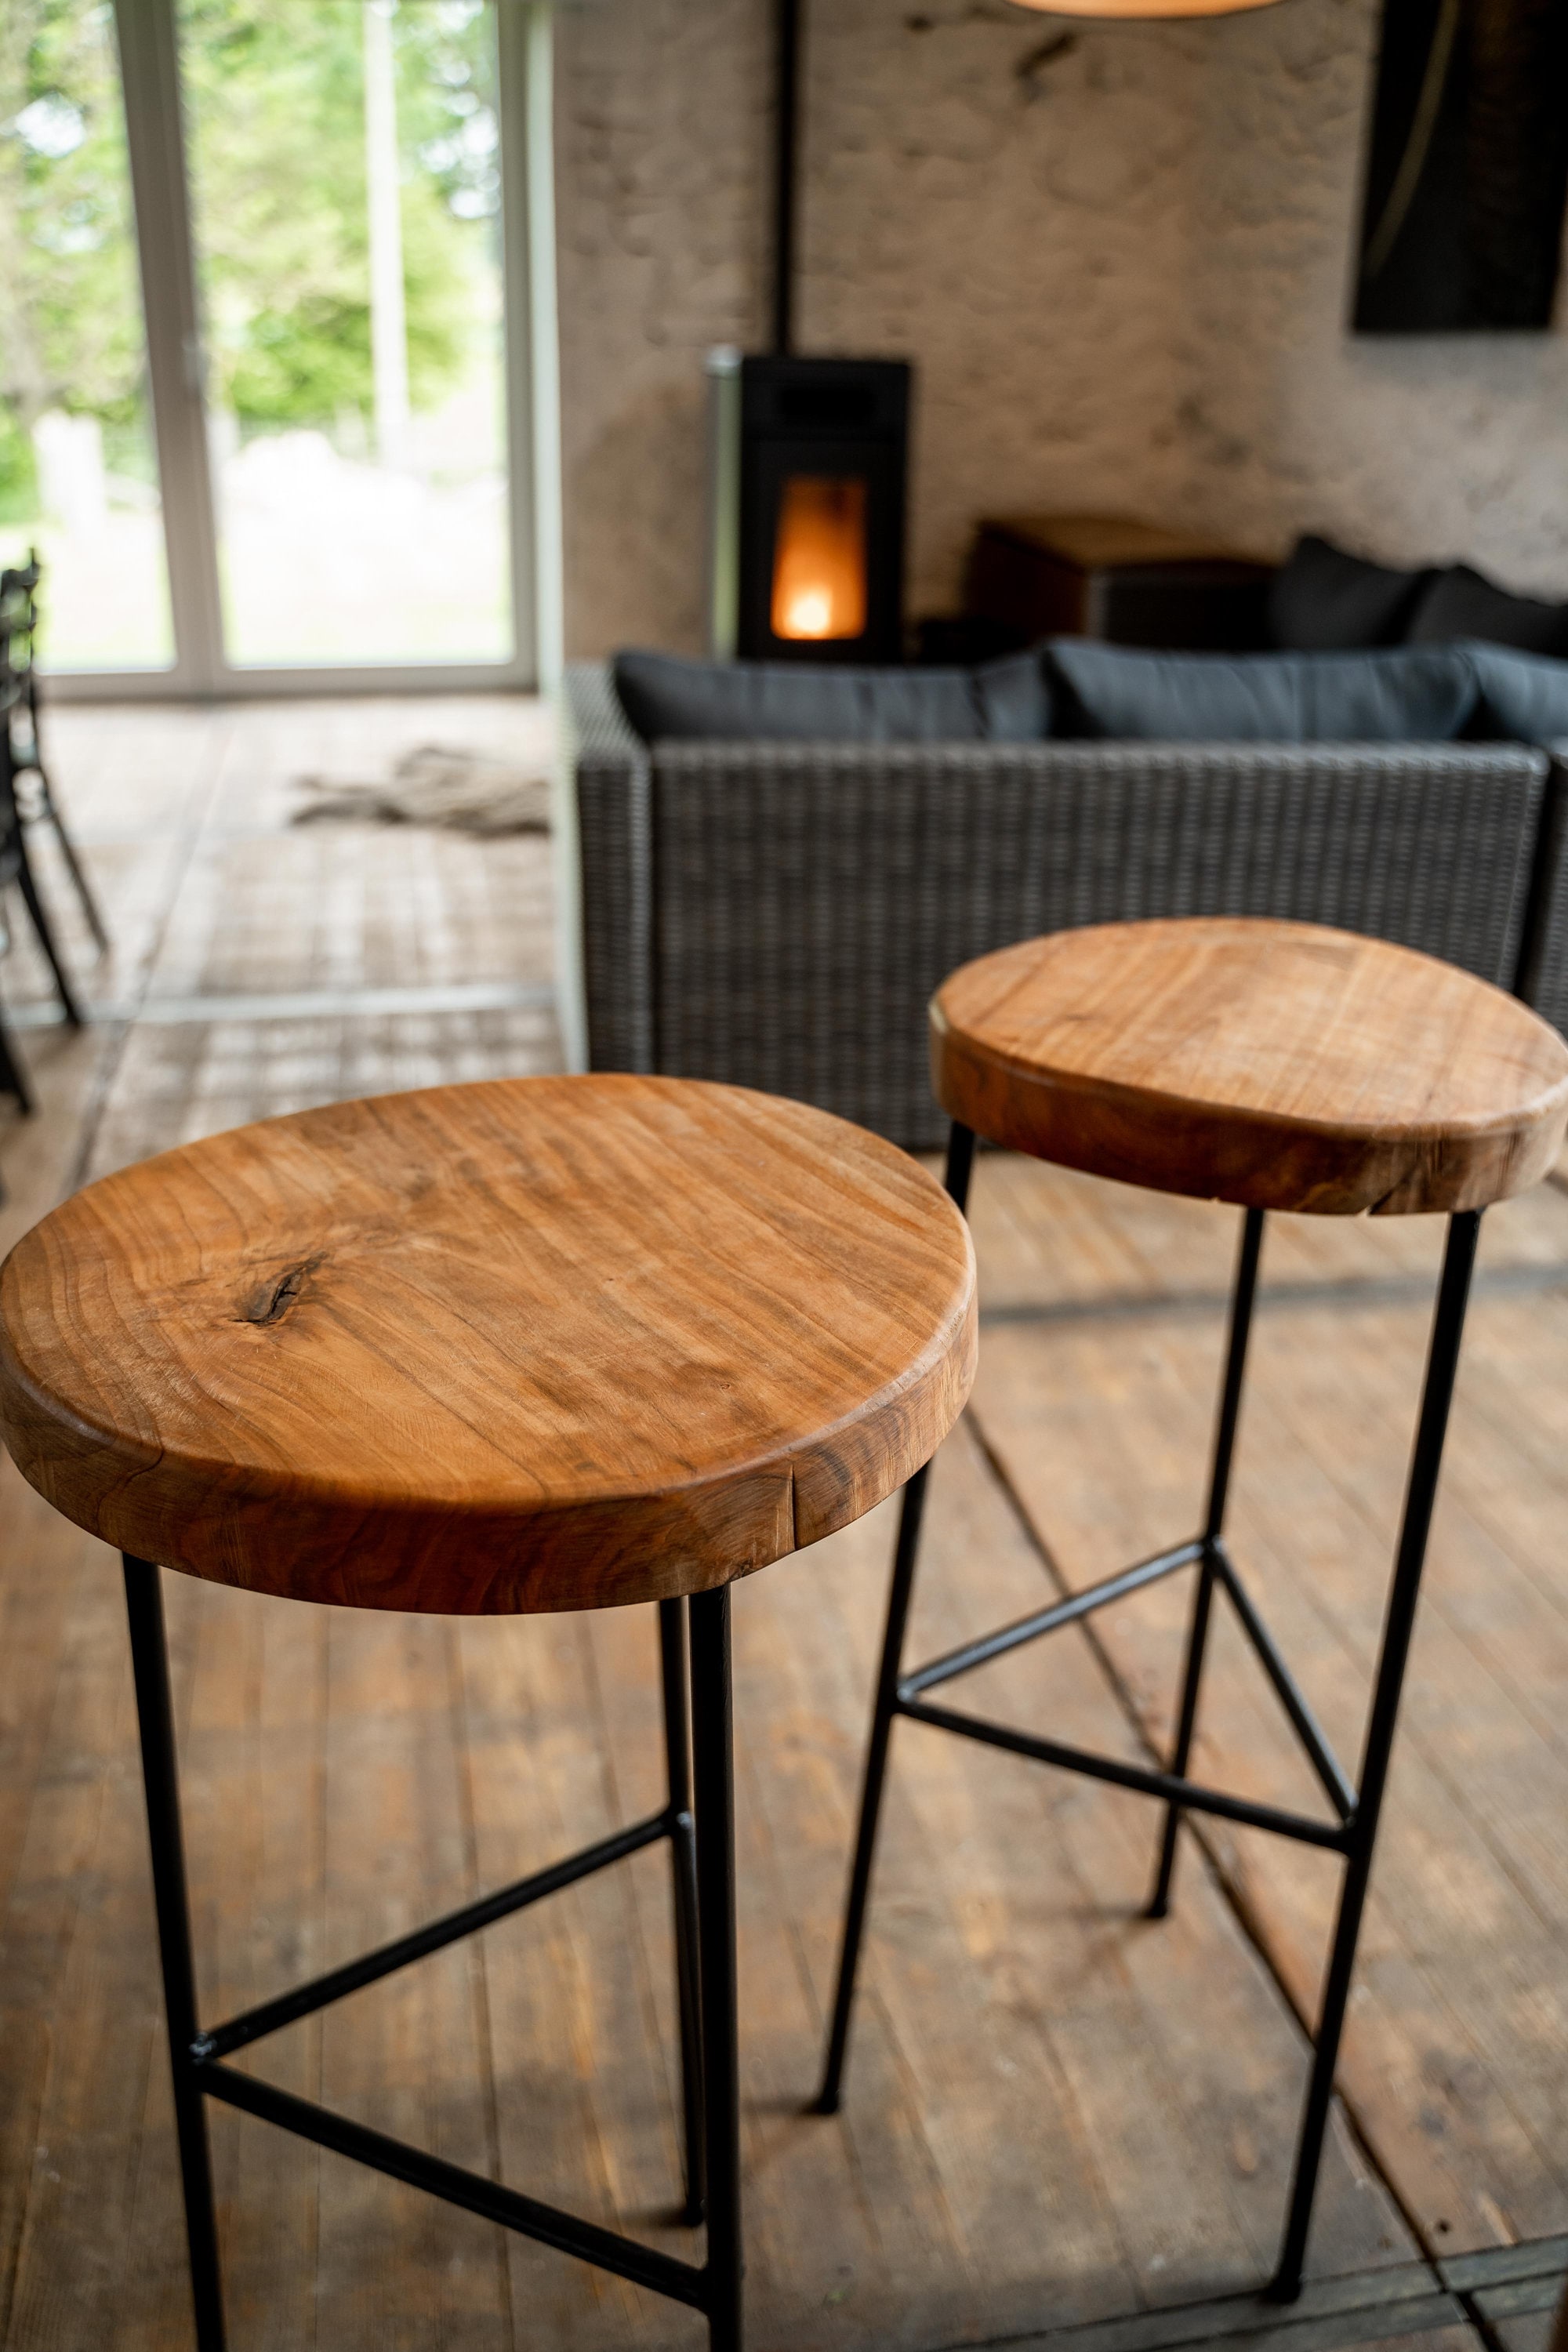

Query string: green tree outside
0 0 500 522
0 0 147 514
182 0 498 434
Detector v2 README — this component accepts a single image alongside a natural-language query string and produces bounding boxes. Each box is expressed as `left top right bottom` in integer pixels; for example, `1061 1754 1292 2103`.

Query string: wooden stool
815 917 1568 2303
0 1073 975 2352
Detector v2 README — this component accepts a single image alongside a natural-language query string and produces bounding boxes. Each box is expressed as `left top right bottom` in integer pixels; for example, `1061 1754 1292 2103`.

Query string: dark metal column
689 1584 744 2352
815 1121 975 2112
1268 1207 1482 2302
122 1555 228 2352
1148 1203 1265 1917
771 0 801 354
659 1595 706 2223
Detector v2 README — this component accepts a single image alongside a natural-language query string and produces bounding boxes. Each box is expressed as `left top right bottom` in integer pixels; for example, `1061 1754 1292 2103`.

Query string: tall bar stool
0 1073 975 2352
816 916 1568 2303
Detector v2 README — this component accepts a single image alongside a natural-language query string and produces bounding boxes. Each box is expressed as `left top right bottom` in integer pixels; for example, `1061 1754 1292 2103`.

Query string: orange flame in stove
771 475 868 642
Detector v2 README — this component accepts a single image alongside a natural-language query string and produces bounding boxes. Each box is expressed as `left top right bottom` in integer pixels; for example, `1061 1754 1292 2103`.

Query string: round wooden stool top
0 1076 975 1615
931 917 1568 1217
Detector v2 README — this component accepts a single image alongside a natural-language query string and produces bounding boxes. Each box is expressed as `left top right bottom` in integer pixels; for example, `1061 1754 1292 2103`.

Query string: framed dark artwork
1354 0 1568 332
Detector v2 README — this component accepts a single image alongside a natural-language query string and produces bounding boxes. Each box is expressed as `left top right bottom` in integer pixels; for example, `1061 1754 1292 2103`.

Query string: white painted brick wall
556 0 1568 657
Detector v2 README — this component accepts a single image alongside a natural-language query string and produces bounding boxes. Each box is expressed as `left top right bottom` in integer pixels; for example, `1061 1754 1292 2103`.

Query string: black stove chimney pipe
772 0 800 354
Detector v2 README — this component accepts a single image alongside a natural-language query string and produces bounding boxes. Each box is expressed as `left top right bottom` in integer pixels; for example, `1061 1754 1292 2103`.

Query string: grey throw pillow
1407 564 1568 658
1461 641 1568 743
612 648 1050 743
1269 534 1432 651
1044 641 1478 743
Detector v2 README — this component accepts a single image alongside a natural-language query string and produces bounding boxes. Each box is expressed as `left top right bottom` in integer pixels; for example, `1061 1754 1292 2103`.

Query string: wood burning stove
708 352 909 664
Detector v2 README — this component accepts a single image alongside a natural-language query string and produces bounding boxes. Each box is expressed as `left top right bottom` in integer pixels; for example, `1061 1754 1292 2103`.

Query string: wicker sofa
561 661 1568 1151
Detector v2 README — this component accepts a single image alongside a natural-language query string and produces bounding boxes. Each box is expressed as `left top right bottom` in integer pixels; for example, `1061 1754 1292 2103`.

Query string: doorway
0 0 559 696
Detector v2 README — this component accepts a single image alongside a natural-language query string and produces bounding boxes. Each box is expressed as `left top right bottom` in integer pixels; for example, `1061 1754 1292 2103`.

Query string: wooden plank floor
3 702 1563 2350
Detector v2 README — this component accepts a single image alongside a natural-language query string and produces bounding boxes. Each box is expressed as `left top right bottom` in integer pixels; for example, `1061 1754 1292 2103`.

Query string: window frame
42 0 561 701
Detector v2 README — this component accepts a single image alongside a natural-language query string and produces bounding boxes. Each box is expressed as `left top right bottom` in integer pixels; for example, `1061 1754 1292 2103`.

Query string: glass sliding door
14 0 554 696
176 0 513 668
0 0 174 670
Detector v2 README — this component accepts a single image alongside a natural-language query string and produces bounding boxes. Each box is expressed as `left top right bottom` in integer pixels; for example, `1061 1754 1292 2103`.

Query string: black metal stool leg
815 1462 931 2112
1148 1204 1265 1918
122 1556 228 2352
37 764 111 953
690 1585 743 2352
43 808 111 954
1269 1208 1481 2303
660 1595 706 2223
15 845 84 1026
940 1120 976 1217
815 1120 975 2114
0 1010 31 1116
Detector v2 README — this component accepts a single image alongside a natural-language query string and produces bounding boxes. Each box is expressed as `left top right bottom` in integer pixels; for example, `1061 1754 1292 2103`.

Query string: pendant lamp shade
1008 0 1282 16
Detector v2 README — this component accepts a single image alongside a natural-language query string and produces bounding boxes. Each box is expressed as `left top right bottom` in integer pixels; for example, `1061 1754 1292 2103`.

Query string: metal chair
0 554 103 1025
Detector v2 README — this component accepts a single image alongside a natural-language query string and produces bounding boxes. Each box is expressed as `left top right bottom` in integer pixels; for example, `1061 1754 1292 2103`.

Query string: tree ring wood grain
931 918 1568 1217
0 1076 976 1614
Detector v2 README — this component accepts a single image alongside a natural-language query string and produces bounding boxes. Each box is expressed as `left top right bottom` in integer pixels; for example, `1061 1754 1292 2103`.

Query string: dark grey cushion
612 648 1049 743
1269 533 1432 651
1408 564 1568 657
1461 641 1568 743
1045 641 1478 743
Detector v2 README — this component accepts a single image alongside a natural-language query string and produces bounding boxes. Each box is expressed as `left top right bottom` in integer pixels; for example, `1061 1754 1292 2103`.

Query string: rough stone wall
1174 0 1568 593
554 0 771 658
554 0 1568 658
797 3 1204 628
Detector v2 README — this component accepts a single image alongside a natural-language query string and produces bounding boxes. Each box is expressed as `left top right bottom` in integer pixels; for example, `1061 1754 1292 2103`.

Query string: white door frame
50 0 559 702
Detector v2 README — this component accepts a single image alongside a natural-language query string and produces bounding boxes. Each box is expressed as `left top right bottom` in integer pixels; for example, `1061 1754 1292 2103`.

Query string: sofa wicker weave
563 662 1563 1151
